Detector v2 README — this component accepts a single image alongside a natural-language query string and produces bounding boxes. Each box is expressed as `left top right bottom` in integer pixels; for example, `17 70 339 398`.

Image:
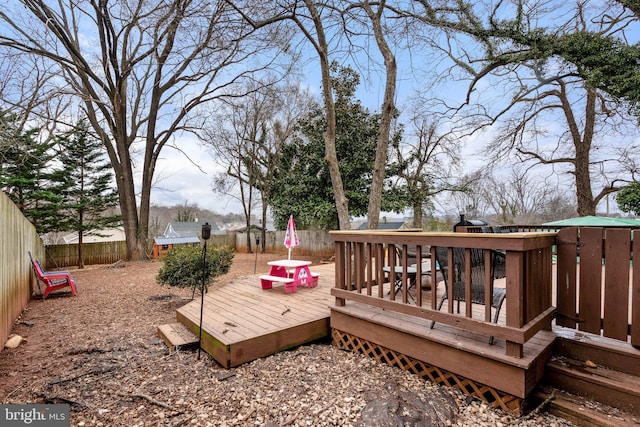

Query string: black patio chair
430 246 506 344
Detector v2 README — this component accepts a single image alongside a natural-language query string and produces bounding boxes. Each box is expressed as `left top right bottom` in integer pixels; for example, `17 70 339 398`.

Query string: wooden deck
167 227 640 416
169 257 555 412
175 262 336 368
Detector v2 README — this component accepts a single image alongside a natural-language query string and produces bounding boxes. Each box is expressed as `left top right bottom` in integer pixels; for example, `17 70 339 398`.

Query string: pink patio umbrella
284 214 299 260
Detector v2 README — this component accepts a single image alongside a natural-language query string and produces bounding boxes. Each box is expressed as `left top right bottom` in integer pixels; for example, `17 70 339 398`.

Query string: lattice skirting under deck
331 328 522 413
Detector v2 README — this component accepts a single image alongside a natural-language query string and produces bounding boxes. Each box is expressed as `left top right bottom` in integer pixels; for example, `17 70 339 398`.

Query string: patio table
383 260 441 300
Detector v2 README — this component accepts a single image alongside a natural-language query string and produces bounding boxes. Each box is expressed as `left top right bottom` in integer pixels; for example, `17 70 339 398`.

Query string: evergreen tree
270 64 403 229
0 111 66 233
617 182 640 216
57 120 121 268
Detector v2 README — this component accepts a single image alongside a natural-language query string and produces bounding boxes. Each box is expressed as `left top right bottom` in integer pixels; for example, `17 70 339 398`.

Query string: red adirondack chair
28 252 78 300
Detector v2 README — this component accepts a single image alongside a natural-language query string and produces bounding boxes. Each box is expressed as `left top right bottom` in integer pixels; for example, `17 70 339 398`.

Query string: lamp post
198 222 211 360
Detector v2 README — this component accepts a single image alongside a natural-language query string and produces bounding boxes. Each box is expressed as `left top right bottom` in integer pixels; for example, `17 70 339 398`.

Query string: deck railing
329 231 557 358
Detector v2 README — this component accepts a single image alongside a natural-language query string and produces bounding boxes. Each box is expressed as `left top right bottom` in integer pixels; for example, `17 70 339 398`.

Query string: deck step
534 387 639 426
157 322 199 352
544 356 640 416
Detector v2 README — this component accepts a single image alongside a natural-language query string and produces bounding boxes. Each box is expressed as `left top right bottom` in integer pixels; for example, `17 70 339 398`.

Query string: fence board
0 192 45 353
46 241 127 268
579 227 603 334
524 246 552 323
632 231 640 346
236 230 334 257
602 229 631 341
556 228 578 328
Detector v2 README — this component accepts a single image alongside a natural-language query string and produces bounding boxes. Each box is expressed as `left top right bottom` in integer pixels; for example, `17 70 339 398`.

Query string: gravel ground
0 253 576 426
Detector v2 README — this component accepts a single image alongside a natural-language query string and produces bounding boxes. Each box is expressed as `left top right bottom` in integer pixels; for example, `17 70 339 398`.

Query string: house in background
152 220 222 259
62 226 126 244
162 220 222 239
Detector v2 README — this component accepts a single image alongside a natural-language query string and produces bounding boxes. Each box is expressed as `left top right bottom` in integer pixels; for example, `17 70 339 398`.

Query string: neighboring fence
236 230 334 257
45 241 127 268
555 226 640 346
46 233 237 268
0 192 45 353
207 233 237 250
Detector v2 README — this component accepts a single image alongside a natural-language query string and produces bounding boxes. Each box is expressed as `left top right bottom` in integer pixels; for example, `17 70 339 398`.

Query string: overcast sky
148 135 242 214
143 3 640 219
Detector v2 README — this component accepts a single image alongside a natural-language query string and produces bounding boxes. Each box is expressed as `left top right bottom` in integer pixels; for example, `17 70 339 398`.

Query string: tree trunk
364 0 397 231
109 136 143 261
261 203 268 253
246 221 253 253
412 202 423 229
562 84 597 216
119 181 142 261
304 0 350 230
137 136 156 260
77 228 84 269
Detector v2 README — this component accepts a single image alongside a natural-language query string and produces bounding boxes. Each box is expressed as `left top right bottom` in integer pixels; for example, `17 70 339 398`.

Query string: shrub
156 244 234 291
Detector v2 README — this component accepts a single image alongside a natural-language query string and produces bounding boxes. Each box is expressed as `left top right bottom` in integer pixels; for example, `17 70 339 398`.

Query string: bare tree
0 0 284 259
389 112 462 228
403 0 640 216
293 0 351 229
447 170 492 220
489 77 637 216
346 0 398 230
484 167 549 224
205 79 313 250
207 90 267 253
252 83 315 244
174 202 198 222
447 166 577 224
229 0 370 229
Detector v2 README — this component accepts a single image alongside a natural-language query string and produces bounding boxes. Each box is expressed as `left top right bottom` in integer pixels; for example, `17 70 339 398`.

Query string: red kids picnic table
259 259 319 293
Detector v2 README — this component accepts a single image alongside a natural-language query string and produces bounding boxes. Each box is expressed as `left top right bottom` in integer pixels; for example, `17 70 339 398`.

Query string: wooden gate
555 227 640 346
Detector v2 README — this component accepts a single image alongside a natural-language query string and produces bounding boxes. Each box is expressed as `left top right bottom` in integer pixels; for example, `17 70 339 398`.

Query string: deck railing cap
329 230 557 251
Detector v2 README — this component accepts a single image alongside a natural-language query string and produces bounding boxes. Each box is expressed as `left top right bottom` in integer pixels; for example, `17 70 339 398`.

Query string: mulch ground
0 252 578 426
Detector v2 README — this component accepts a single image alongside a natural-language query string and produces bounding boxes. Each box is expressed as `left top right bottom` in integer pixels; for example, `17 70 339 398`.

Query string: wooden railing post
505 250 525 357
345 242 353 291
334 241 345 307
376 243 385 299
354 242 365 293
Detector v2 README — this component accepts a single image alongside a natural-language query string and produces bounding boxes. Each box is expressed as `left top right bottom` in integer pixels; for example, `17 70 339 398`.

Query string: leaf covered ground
0 253 577 426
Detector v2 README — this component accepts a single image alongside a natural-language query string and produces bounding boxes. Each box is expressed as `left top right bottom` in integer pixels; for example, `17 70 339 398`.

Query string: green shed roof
542 215 640 227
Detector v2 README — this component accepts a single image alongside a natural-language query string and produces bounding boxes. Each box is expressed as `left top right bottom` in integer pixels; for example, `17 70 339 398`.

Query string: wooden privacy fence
0 192 45 353
207 233 238 250
47 233 237 268
555 227 640 346
46 241 127 268
236 230 334 257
